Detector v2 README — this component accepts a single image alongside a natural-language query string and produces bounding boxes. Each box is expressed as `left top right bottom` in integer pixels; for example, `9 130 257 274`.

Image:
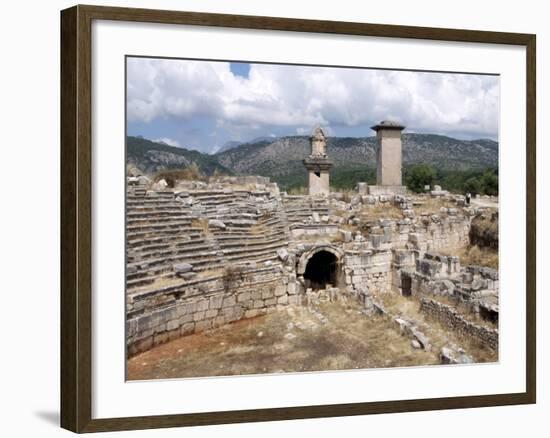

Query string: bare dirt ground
127 300 440 380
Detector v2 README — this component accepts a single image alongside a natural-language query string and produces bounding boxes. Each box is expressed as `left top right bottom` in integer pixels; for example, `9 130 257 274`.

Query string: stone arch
297 245 344 290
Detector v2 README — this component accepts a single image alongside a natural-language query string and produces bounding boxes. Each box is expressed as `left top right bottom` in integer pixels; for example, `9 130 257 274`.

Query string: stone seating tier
126 187 291 292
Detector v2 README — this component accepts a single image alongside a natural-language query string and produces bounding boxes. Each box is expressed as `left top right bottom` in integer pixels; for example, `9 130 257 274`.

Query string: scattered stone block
440 346 474 364
155 179 168 190
356 182 368 194
174 263 193 274
340 230 352 242
277 248 289 262
208 219 226 229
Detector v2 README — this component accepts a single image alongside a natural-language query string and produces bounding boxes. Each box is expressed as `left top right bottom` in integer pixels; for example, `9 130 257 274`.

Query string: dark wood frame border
60 4 536 433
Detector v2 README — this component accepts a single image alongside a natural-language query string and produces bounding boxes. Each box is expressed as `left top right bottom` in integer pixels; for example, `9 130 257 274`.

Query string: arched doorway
303 250 340 290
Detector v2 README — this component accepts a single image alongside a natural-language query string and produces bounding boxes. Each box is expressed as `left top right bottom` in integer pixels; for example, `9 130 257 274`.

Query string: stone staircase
282 195 331 228
126 186 290 293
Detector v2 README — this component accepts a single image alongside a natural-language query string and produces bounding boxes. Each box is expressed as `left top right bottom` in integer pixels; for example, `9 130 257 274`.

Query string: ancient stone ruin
303 127 333 195
126 121 499 371
370 120 407 195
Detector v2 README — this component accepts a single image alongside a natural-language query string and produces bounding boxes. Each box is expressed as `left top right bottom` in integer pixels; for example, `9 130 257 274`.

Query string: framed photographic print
60 4 536 433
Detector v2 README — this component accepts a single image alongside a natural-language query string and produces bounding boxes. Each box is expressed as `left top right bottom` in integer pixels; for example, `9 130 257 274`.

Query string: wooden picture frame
60 4 536 433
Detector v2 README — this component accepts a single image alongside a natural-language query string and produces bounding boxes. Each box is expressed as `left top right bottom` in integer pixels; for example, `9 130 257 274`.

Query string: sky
126 57 499 154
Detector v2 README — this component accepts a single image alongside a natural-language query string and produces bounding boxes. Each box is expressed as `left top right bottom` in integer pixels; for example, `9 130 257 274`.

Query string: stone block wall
126 181 476 356
413 216 471 252
365 215 470 253
127 267 300 356
343 248 393 294
419 298 498 351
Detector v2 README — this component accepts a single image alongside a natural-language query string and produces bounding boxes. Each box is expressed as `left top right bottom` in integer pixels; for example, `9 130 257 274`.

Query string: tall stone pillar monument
303 127 333 196
369 120 406 195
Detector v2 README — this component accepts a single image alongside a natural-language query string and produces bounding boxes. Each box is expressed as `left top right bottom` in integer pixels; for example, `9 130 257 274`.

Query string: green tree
480 170 498 195
406 164 437 193
464 177 482 195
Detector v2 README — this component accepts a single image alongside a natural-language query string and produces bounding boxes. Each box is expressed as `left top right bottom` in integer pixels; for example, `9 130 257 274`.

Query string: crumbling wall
343 248 393 294
126 183 294 356
127 267 300 356
404 252 460 297
419 298 498 351
408 215 471 252
125 181 479 357
361 215 470 256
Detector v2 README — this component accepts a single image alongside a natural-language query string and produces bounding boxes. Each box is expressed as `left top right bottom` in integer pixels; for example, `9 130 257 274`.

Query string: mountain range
127 134 498 189
216 136 280 153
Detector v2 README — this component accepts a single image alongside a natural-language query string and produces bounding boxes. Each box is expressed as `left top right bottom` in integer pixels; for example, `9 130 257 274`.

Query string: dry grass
328 232 345 243
423 311 496 362
195 268 225 279
127 300 439 380
470 213 499 250
377 293 424 319
248 222 266 235
359 203 403 220
472 215 498 233
190 218 210 235
432 295 497 330
223 183 258 191
287 186 308 195
135 275 182 292
441 245 498 269
152 164 205 187
413 197 457 215
338 190 353 203
374 292 497 363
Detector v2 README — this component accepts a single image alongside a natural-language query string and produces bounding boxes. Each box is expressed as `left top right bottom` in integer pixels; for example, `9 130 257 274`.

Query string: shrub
152 163 204 187
479 170 498 196
405 164 436 193
464 177 482 195
222 265 245 292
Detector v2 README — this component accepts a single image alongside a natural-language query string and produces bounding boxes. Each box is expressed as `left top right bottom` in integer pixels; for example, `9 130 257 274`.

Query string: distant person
466 192 471 206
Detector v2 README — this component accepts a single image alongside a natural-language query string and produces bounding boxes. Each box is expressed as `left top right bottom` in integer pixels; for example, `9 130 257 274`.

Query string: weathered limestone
440 345 474 364
303 127 333 196
344 246 393 294
126 172 490 358
368 120 407 195
356 182 368 194
394 317 432 351
420 298 498 351
373 120 405 186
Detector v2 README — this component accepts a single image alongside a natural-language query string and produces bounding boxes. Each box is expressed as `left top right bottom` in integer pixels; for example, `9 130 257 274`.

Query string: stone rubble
125 173 498 361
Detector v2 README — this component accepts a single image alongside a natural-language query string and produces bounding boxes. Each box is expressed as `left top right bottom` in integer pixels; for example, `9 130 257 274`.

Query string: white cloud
153 137 180 147
127 58 499 139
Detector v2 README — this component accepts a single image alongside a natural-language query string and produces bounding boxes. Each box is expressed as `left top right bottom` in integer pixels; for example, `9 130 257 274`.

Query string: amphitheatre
126 121 499 380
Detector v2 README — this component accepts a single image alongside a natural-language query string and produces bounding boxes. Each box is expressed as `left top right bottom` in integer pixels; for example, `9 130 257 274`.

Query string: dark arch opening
303 250 340 290
401 272 412 297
